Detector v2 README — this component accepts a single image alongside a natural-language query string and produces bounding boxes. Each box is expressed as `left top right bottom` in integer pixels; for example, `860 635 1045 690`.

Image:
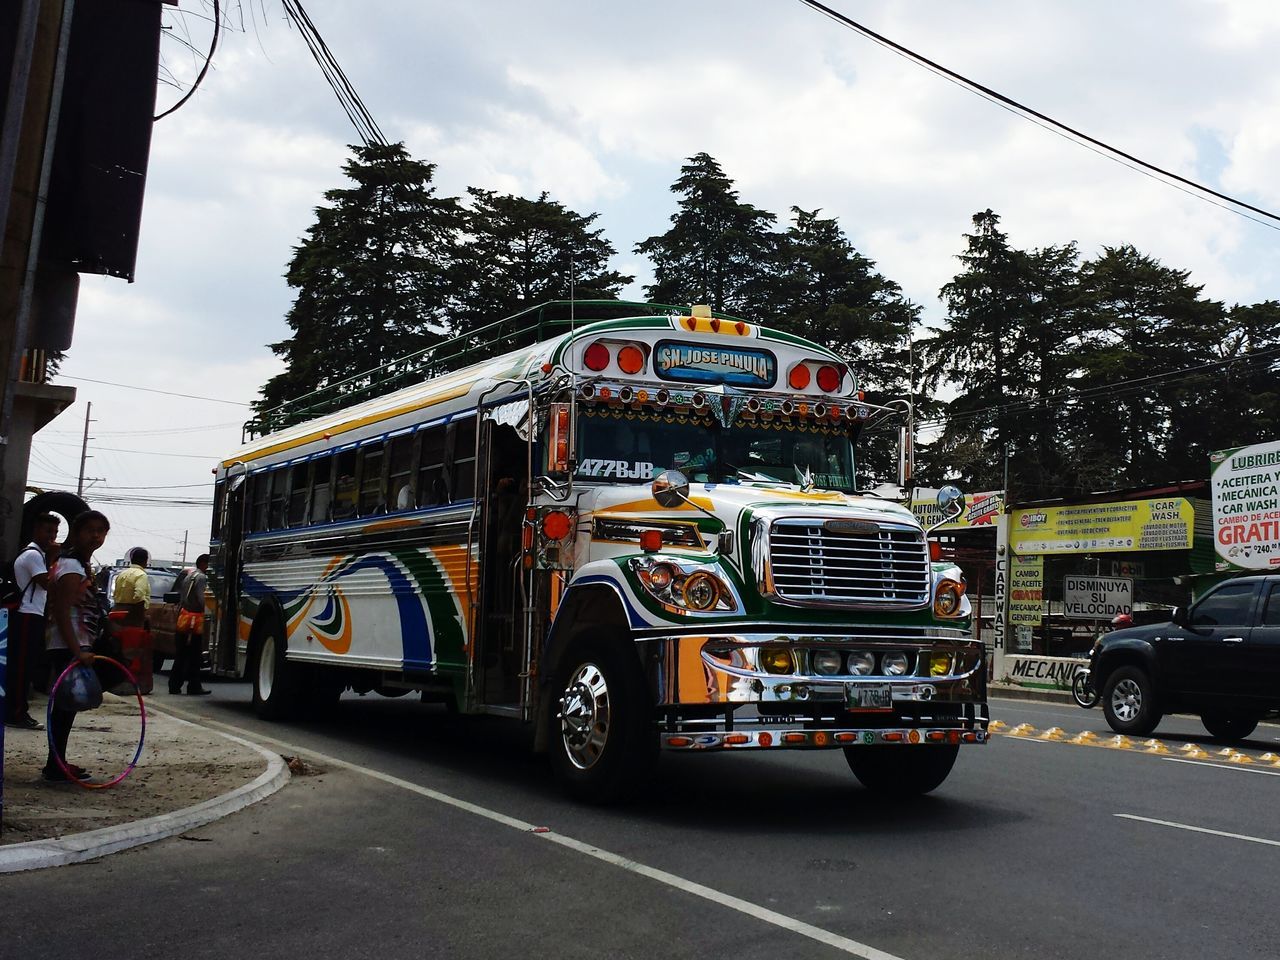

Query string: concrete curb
990 684 1076 705
0 711 290 874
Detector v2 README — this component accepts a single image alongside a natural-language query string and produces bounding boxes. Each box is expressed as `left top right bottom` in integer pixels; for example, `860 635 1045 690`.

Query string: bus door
472 416 531 707
213 472 247 674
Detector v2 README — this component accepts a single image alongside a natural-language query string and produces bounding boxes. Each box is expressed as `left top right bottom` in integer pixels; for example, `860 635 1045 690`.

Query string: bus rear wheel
548 638 657 804
843 745 959 796
252 616 301 721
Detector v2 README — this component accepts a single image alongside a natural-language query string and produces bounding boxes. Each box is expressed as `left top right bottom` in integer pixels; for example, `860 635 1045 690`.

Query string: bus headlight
933 578 966 618
847 651 875 675
811 649 843 675
882 652 910 676
681 572 720 611
630 558 737 614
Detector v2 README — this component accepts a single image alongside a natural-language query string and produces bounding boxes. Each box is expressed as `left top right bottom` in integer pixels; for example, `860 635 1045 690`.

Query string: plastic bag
56 663 104 712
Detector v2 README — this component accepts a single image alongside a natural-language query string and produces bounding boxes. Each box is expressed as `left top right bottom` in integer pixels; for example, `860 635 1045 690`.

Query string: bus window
310 455 332 524
287 462 312 527
211 481 224 539
249 473 269 532
358 442 387 515
267 468 287 529
332 450 358 520
388 434 416 510
451 417 477 501
418 427 447 505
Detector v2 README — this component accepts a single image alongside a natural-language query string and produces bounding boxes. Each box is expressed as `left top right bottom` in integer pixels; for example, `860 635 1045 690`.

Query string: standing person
112 546 151 627
170 554 211 696
3 513 60 729
44 509 111 782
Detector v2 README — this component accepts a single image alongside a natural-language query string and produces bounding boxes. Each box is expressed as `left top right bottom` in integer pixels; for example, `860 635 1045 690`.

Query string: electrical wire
34 440 214 460
795 0 1280 231
56 376 250 406
155 0 220 121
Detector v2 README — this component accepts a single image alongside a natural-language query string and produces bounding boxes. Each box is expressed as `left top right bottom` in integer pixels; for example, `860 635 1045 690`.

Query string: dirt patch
1 693 268 845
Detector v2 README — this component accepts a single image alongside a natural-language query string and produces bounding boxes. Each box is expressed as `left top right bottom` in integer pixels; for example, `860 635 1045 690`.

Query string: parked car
1091 574 1280 741
95 564 183 670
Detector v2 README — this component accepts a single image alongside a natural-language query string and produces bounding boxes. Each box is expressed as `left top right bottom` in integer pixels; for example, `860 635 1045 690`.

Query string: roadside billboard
1010 499 1193 555
1009 554 1044 625
1210 439 1280 571
911 489 1004 531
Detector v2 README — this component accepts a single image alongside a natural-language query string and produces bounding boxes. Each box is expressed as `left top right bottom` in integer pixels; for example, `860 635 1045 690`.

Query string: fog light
930 652 953 677
882 652 909 676
812 650 843 675
847 651 875 675
761 647 793 674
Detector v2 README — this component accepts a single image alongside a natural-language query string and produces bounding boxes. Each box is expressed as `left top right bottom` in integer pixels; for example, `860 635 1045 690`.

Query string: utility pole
76 400 91 496
181 529 188 564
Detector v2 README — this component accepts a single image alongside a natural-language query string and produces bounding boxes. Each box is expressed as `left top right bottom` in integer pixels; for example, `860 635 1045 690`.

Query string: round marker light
816 365 841 393
847 651 875 676
882 652 910 676
617 344 645 375
541 511 572 541
583 342 610 371
681 572 720 611
812 650 843 676
788 364 811 390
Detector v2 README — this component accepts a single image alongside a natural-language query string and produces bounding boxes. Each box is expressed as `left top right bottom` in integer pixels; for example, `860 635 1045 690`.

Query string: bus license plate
846 683 893 711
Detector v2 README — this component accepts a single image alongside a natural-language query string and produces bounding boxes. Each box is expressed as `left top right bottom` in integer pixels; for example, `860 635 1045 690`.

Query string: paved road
7 687 1280 960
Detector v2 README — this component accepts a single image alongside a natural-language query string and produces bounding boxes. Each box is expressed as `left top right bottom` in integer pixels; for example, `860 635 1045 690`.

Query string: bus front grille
766 518 930 608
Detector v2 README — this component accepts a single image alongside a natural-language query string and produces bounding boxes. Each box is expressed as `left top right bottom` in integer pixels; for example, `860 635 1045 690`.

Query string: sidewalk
989 681 1074 705
1 692 288 872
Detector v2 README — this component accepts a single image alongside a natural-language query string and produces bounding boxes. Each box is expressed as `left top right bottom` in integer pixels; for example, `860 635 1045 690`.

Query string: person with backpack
44 509 111 782
170 554 211 696
3 513 60 730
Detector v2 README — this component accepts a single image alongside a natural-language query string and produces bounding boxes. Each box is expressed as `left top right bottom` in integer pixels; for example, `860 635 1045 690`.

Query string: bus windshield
574 407 857 492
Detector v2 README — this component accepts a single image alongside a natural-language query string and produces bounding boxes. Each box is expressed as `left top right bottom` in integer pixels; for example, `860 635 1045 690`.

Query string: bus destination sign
653 341 777 388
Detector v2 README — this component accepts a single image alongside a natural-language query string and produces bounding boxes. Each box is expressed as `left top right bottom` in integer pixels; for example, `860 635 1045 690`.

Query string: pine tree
635 153 775 315
255 143 460 425
451 189 631 348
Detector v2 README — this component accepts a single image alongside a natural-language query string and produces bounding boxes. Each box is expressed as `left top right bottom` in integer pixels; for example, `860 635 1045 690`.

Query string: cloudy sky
33 0 1280 564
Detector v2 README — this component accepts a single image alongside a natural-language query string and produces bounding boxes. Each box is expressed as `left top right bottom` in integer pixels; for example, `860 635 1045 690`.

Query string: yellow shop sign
1010 498 1193 556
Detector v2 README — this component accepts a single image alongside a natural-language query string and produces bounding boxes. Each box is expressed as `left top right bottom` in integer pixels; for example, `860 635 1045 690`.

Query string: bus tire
843 745 959 796
252 614 301 721
548 637 657 804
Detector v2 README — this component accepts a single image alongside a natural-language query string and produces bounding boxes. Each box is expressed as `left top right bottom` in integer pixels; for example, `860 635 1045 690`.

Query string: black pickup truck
1091 574 1280 742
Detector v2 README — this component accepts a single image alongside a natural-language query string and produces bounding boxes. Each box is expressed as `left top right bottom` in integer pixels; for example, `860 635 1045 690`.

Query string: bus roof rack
244 300 740 440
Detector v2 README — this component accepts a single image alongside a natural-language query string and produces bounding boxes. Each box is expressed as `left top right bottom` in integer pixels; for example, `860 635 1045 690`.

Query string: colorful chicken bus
208 301 988 800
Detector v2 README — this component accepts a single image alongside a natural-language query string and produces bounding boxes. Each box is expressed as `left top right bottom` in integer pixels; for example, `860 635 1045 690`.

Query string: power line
34 440 214 460
56 376 250 406
155 0 220 121
796 0 1280 231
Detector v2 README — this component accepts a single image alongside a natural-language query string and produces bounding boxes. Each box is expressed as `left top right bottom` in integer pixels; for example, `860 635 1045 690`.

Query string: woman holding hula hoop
43 509 111 783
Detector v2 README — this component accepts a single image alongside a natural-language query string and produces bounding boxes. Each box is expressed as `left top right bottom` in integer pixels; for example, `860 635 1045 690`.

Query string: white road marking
1162 758 1280 777
157 706 905 960
1115 814 1280 848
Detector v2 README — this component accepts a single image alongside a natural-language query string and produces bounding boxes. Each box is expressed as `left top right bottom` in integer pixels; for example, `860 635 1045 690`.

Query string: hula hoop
46 653 147 790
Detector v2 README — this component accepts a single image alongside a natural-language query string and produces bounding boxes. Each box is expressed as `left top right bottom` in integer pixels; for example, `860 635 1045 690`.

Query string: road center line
1115 814 1280 848
1162 757 1280 777
155 705 905 960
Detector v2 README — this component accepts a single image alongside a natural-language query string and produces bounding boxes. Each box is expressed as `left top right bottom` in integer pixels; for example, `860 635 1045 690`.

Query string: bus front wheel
252 616 301 721
548 638 657 804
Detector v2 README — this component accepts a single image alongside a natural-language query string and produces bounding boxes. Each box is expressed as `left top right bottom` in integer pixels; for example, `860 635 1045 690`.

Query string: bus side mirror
652 470 690 508
937 485 965 521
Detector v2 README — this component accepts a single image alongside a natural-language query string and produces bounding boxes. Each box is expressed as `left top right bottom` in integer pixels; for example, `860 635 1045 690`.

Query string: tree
451 189 631 348
255 142 460 425
635 153 775 315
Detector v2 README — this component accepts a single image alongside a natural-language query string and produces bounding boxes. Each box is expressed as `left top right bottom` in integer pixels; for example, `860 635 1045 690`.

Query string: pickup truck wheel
1201 712 1258 742
548 638 657 804
843 745 959 796
251 616 301 721
1102 666 1162 736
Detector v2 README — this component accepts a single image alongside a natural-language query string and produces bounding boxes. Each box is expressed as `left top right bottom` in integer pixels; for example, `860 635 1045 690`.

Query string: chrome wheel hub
558 663 610 771
1111 678 1141 722
259 635 276 701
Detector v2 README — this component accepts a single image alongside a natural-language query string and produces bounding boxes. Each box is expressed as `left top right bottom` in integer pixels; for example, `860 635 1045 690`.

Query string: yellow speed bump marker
1143 741 1170 755
1184 747 1210 759
1010 723 1036 737
989 720 1008 732
1178 743 1200 753
1217 747 1237 757
1227 752 1254 765
1070 731 1099 744
1259 752 1279 763
1107 735 1132 749
1040 727 1066 741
